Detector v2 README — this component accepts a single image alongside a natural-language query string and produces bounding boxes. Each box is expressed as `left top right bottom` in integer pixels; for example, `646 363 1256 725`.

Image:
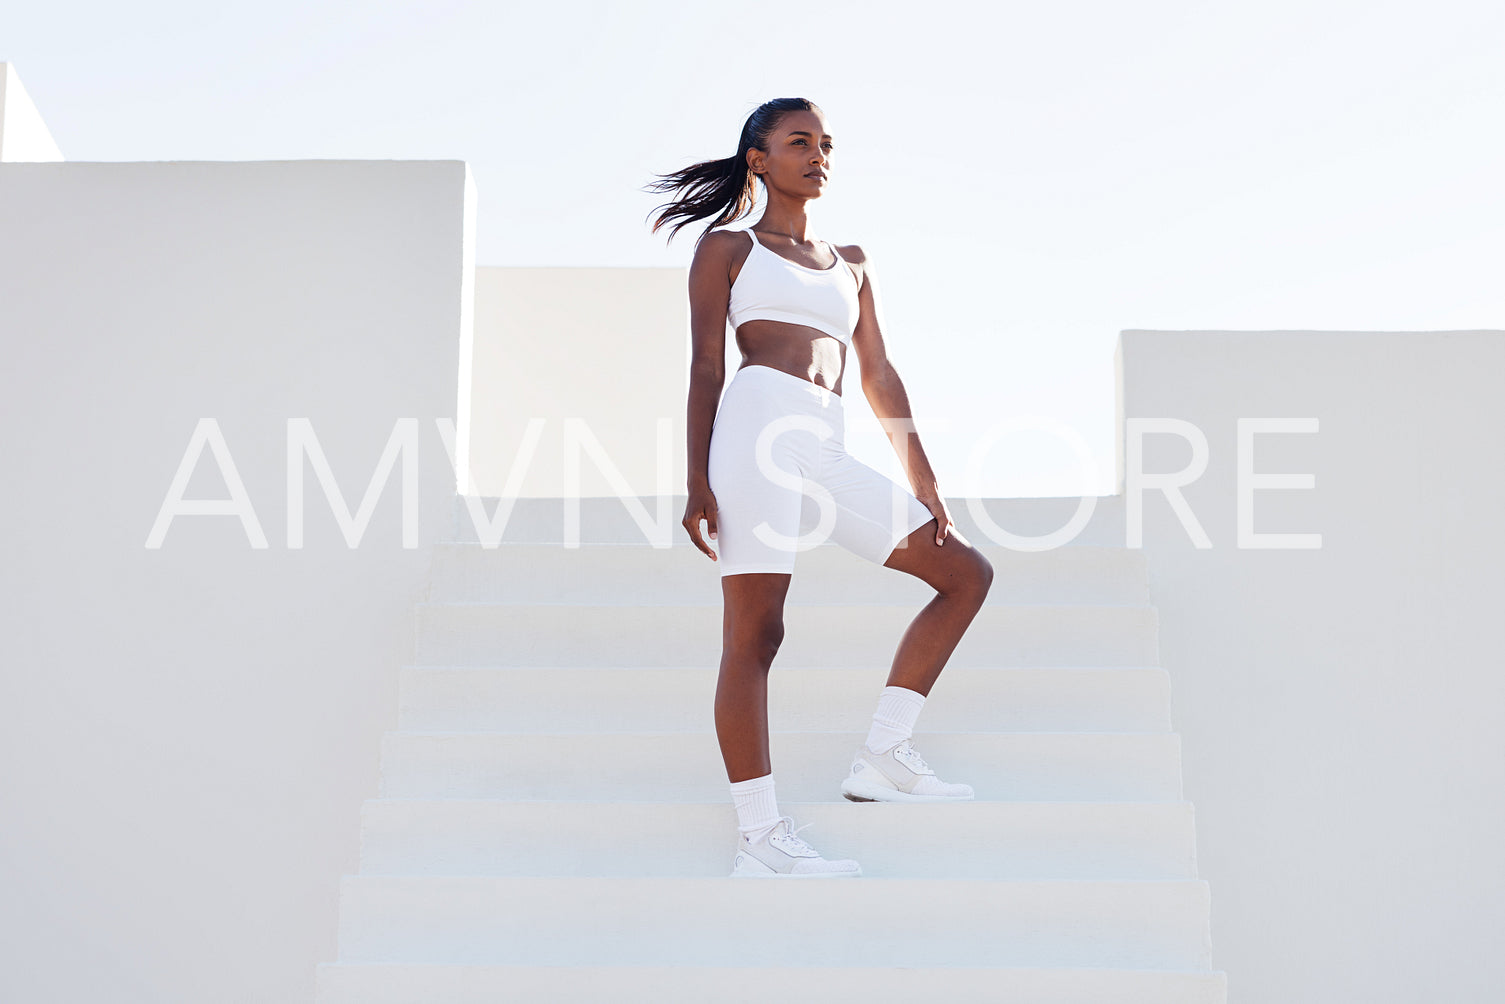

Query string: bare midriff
731 320 846 397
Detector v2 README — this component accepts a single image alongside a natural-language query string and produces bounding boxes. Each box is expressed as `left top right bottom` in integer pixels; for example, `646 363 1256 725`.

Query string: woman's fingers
682 505 719 561
918 494 951 545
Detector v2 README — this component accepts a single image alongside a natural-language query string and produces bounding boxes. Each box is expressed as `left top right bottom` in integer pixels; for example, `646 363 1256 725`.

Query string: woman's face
750 109 834 198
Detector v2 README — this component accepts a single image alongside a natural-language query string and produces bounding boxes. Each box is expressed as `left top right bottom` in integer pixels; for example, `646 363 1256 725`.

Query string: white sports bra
726 229 861 345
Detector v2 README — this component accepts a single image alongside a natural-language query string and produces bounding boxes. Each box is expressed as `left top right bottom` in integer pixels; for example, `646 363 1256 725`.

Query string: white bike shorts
706 364 936 577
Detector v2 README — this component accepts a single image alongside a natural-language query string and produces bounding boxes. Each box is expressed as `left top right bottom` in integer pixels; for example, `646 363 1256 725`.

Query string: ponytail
643 97 820 247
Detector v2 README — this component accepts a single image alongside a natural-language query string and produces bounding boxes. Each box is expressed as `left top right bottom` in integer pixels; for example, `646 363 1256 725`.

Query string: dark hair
643 97 822 247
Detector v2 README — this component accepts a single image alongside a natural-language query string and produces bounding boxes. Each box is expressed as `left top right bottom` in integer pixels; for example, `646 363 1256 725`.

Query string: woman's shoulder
827 239 868 287
699 227 755 249
689 228 759 290
693 227 756 263
828 238 869 263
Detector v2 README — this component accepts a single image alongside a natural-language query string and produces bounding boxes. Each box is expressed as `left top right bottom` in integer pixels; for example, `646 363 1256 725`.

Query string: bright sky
7 0 1503 497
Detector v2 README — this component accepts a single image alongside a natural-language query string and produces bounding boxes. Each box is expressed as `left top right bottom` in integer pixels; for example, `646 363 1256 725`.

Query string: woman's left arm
841 242 952 544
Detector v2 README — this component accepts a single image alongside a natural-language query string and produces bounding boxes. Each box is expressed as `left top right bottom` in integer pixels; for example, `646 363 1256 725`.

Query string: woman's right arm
682 231 732 562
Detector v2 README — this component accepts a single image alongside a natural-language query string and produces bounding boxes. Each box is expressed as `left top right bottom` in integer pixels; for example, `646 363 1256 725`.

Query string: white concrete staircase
316 497 1227 1002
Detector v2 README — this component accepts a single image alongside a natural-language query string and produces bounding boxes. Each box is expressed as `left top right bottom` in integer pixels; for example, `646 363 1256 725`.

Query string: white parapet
0 63 64 162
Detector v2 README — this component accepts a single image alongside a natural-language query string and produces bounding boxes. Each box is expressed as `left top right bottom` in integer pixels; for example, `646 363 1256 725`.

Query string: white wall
0 63 64 162
1120 329 1505 1003
0 160 474 1003
468 265 687 498
462 258 933 506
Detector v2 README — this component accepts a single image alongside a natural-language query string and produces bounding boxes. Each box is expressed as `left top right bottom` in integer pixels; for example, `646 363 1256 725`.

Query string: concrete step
317 962 1228 1003
357 798 1200 880
332 875 1213 970
414 602 1160 668
425 540 1151 605
378 731 1183 802
397 665 1174 733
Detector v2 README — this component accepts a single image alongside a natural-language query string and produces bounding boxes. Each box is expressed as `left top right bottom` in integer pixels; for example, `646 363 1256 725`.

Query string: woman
645 98 994 878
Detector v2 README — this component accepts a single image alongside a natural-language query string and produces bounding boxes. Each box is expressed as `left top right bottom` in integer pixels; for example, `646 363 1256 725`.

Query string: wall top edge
0 158 471 167
476 265 687 272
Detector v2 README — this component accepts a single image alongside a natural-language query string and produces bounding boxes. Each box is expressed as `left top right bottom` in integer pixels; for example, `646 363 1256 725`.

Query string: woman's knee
974 552 995 596
725 612 786 666
940 546 993 600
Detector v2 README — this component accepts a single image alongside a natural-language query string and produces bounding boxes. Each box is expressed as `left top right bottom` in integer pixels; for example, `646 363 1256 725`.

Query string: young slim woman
646 98 994 878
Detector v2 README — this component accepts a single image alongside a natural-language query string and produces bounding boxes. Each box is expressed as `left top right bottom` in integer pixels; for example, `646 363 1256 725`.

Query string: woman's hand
683 484 720 563
915 489 953 546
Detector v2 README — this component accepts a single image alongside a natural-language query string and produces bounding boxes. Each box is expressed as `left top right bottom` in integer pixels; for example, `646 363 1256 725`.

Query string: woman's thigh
811 449 937 566
707 378 821 578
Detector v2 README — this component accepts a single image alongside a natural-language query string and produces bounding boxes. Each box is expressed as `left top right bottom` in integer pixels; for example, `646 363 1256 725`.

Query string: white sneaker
729 815 862 878
840 737 975 803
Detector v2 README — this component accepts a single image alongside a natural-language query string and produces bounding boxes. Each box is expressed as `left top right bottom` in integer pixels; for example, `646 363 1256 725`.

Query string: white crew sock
864 685 927 754
729 772 781 843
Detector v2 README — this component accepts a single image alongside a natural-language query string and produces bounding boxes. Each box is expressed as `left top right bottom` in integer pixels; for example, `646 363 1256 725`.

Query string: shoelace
773 815 818 854
895 739 931 772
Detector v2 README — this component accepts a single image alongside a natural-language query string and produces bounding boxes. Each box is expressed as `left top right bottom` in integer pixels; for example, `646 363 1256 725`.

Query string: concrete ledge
317 962 1228 1003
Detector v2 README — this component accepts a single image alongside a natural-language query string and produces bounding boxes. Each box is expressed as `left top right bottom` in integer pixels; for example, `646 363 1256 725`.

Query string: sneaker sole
729 851 862 878
727 869 863 878
841 776 975 803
